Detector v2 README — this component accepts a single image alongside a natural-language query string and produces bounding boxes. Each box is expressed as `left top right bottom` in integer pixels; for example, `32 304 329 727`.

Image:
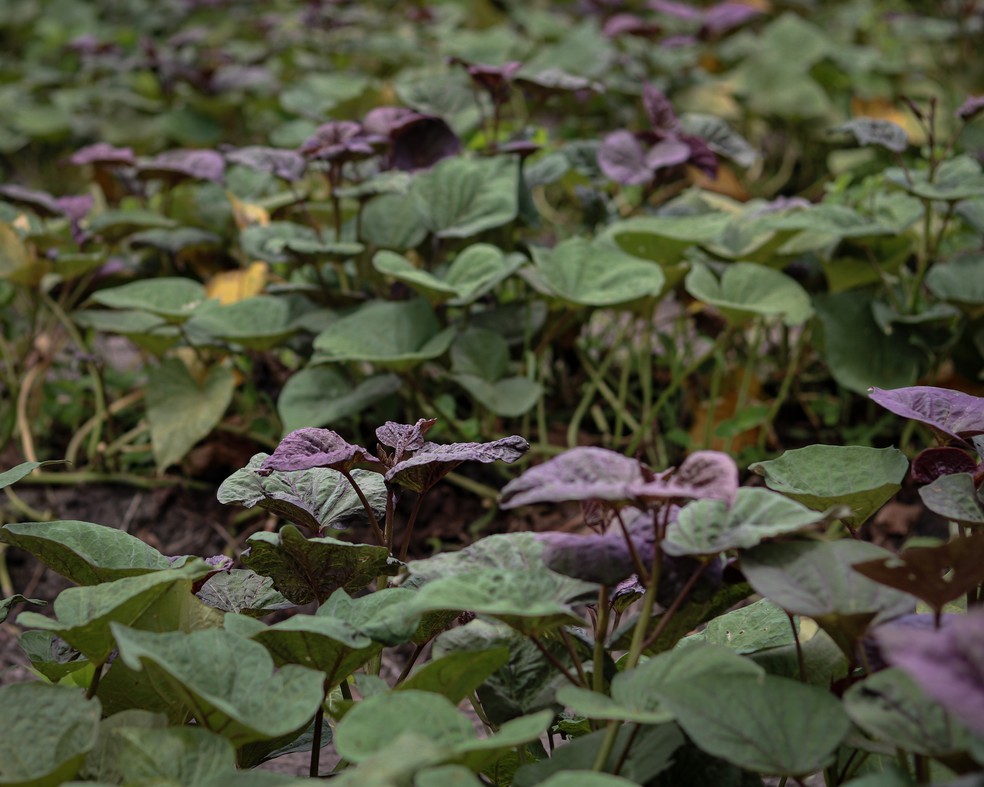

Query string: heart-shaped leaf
499 447 645 508
242 524 399 604
844 668 974 756
320 587 453 646
90 278 207 322
629 450 739 505
740 540 916 656
607 213 731 265
685 262 813 326
185 296 296 350
869 386 984 442
750 445 909 527
918 472 984 525
886 155 984 201
277 368 401 434
87 210 178 242
361 192 429 250
113 727 237 786
146 359 235 470
525 238 665 307
111 624 325 747
16 560 212 662
224 611 379 688
218 452 386 533
411 156 519 239
926 254 984 305
0 683 101 786
664 488 828 556
398 647 510 704
312 298 456 370
0 520 173 584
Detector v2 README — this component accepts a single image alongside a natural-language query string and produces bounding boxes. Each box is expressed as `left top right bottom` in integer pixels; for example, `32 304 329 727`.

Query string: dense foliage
1 0 984 785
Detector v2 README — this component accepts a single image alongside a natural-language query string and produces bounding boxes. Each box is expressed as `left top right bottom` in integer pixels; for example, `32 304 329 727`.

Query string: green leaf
0 222 43 285
411 156 519 239
740 540 916 656
372 251 459 301
450 329 541 416
406 533 597 635
750 445 909 528
525 238 665 307
0 593 43 624
664 488 829 556
684 262 813 326
15 560 212 662
814 291 922 395
242 524 399 604
237 717 333 770
1 520 173 585
312 298 456 370
918 472 984 526
886 155 984 201
18 630 90 682
319 587 445 646
416 765 485 787
89 277 207 322
926 254 984 305
225 611 379 688
657 672 850 775
280 73 370 119
538 774 640 787
146 359 235 470
0 683 101 787
113 727 236 785
277 368 400 434
399 647 510 704
360 192 429 250
686 599 796 655
452 374 543 417
217 452 387 534
185 296 296 350
195 569 293 617
843 668 974 756
763 204 898 240
0 460 48 489
87 209 178 242
607 213 732 265
79 709 168 785
111 624 326 747
72 309 181 354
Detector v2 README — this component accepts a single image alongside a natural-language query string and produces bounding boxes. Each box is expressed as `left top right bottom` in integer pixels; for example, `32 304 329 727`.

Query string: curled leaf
376 418 438 457
868 386 984 443
910 446 978 484
499 447 645 508
385 436 529 493
629 450 738 505
258 428 381 476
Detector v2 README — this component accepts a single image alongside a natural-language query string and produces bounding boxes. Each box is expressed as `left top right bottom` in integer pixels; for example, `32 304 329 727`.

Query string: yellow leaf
227 191 270 230
0 223 47 286
687 164 750 202
205 261 269 305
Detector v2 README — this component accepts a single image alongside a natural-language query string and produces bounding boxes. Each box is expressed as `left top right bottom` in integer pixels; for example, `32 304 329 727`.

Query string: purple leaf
647 0 703 20
223 146 307 182
602 13 662 39
375 418 437 460
0 184 65 217
642 85 680 135
258 428 381 476
863 613 959 672
498 140 542 158
956 95 984 122
537 510 653 585
701 2 762 36
645 138 692 170
385 435 529 493
877 610 984 738
56 195 94 223
298 121 383 163
869 386 984 443
464 61 523 105
681 133 718 177
499 446 645 508
137 149 226 183
629 450 739 505
389 114 461 171
597 130 652 186
910 447 978 485
69 142 136 167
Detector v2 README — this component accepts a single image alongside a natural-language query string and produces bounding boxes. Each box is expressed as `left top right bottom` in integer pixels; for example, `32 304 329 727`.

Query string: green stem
722 321 762 455
567 321 632 448
759 326 808 452
560 628 588 686
3 487 52 522
701 344 726 450
575 348 642 436
592 586 610 695
591 720 621 772
640 559 706 653
86 661 105 700
529 634 580 686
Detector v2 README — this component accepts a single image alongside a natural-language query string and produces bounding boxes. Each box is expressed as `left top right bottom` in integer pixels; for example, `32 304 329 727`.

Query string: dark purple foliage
629 450 739 505
136 149 226 183
861 613 954 672
364 108 461 171
597 85 718 186
701 3 762 36
956 95 984 122
223 146 307 181
458 61 523 105
910 447 978 484
258 428 381 476
602 14 662 39
385 436 529 494
869 386 984 443
499 447 646 508
877 611 984 737
0 184 67 218
537 509 653 585
375 418 437 462
69 142 137 167
647 0 702 20
657 552 724 607
298 121 384 164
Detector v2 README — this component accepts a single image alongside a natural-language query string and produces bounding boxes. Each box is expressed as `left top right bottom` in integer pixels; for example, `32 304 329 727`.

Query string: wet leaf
750 445 909 527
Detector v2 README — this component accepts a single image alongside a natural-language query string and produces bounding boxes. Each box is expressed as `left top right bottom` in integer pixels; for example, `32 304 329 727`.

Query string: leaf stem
339 469 385 547
398 493 426 562
529 634 580 686
592 586 610 696
788 611 807 683
591 720 621 772
85 661 104 700
640 559 706 653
